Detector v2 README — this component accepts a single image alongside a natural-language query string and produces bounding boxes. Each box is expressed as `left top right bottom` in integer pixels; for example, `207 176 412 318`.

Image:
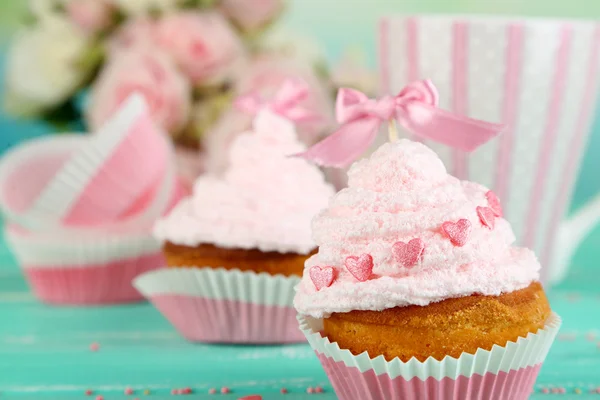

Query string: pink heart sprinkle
344 254 374 282
477 206 496 229
485 190 503 217
392 238 425 268
442 219 472 247
309 266 335 290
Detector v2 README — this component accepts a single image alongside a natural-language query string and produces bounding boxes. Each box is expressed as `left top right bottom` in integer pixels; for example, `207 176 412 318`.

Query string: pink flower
155 11 245 86
87 50 191 135
107 17 158 56
65 0 114 35
220 0 283 32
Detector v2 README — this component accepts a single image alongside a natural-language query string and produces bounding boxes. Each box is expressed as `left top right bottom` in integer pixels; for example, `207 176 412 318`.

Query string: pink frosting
294 140 540 317
154 110 335 254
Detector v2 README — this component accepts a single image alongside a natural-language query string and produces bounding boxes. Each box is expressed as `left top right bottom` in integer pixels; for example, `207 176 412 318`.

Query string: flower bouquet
2 0 376 188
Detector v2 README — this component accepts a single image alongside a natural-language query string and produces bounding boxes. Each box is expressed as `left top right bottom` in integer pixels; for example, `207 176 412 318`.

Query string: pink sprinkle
208 388 217 394
182 387 192 394
541 388 550 394
125 387 134 395
220 387 231 394
596 387 600 393
586 332 596 341
85 389 93 396
315 386 324 393
172 388 179 395
558 388 566 393
96 396 104 400
89 342 100 352
237 396 262 400
307 387 315 394
280 388 288 394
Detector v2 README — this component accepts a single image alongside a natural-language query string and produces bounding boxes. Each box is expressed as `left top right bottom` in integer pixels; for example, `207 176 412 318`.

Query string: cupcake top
294 140 540 318
154 109 335 254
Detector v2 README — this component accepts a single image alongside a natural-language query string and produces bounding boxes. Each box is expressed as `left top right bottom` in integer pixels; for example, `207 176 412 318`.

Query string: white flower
109 0 180 16
3 18 92 116
27 0 62 21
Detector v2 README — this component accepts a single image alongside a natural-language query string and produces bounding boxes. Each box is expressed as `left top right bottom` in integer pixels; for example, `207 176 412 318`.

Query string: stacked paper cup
0 95 186 305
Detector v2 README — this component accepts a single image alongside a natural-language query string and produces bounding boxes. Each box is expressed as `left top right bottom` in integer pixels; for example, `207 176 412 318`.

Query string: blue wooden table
0 221 599 400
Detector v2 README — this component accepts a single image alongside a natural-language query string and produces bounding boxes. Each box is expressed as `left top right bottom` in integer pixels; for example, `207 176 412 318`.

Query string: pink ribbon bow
234 78 319 123
297 80 504 168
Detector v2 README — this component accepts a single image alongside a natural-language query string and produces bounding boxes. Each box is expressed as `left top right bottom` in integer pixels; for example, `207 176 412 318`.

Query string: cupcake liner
5 226 164 305
298 312 561 400
0 135 83 225
11 95 170 229
133 268 305 343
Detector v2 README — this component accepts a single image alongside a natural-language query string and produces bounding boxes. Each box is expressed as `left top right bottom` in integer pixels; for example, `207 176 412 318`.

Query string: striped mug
379 15 600 283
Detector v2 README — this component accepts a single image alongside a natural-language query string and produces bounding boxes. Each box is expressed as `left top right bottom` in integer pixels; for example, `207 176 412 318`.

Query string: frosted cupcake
153 109 334 276
135 109 335 343
295 140 560 399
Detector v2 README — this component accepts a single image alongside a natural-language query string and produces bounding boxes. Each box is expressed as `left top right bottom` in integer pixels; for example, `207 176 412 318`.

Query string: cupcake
134 109 335 343
295 140 560 399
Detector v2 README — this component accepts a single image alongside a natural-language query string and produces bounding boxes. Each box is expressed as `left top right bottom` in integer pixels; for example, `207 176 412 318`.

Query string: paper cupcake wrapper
298 312 561 400
0 135 82 225
5 226 164 305
19 95 169 228
133 267 305 343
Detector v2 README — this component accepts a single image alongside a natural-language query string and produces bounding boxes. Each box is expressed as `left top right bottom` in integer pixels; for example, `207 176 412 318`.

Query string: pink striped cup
133 268 305 344
2 168 187 305
379 16 600 283
4 224 164 305
298 312 561 400
0 94 169 230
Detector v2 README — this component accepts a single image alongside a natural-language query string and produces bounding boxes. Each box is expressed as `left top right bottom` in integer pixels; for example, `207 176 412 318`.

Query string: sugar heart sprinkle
442 219 472 247
477 206 496 229
392 238 425 268
309 266 335 290
345 254 374 282
485 190 503 217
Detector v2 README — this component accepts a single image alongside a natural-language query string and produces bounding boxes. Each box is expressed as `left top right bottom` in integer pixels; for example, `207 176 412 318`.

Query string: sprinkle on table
541 388 549 394
89 342 100 352
208 388 217 394
85 389 93 396
124 387 134 395
95 396 104 400
220 387 231 394
575 388 582 394
306 387 315 394
280 387 288 394
315 386 324 393
143 389 151 395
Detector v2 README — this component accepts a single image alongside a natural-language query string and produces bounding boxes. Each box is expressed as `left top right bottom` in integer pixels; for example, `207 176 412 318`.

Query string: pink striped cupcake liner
298 312 561 400
4 225 164 305
133 268 305 344
0 94 170 230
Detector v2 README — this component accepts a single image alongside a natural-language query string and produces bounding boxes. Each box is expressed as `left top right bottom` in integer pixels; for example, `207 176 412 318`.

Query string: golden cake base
323 281 551 362
163 242 312 277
